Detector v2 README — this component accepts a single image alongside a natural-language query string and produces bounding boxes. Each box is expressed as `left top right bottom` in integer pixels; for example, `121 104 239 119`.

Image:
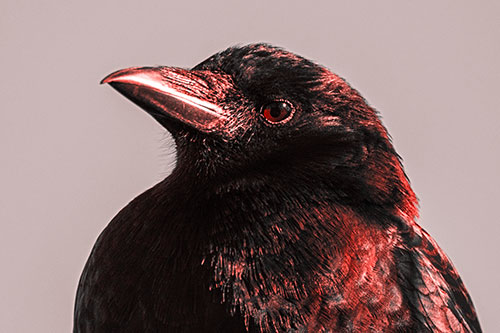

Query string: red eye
261 101 293 124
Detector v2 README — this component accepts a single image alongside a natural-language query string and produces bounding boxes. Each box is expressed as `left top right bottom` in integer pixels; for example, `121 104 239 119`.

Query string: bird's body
74 44 481 332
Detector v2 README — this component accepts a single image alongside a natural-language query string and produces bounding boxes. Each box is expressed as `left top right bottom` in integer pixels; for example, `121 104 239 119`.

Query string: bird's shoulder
73 182 184 331
394 219 482 332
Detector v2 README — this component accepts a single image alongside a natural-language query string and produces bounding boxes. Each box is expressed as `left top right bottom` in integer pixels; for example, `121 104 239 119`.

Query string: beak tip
100 66 147 86
100 72 123 85
100 73 115 85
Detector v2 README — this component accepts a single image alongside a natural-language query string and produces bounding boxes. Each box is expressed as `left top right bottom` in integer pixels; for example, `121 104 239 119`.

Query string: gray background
1 1 498 332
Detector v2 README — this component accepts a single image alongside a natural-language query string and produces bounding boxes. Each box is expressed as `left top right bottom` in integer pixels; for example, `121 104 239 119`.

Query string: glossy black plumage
74 44 481 332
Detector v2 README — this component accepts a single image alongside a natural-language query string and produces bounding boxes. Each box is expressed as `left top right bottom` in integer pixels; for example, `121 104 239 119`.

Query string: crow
74 44 482 332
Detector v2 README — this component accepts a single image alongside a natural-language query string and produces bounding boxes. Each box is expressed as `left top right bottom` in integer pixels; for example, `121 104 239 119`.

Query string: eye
261 101 294 124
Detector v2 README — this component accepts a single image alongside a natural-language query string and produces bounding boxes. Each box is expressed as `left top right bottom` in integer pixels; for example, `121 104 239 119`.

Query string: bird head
102 44 418 219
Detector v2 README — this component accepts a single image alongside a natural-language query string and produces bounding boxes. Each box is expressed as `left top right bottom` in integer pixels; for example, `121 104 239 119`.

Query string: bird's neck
148 170 414 330
168 174 401 330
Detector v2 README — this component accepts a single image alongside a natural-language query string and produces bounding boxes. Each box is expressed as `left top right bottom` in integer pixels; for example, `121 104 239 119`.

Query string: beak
101 67 227 133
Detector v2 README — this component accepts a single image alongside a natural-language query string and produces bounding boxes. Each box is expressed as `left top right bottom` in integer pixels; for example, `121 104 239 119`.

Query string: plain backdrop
1 1 499 332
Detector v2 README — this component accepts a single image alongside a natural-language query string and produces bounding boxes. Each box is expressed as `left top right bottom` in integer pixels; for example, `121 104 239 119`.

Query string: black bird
74 44 481 332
